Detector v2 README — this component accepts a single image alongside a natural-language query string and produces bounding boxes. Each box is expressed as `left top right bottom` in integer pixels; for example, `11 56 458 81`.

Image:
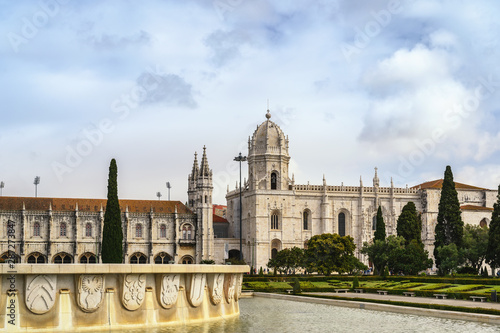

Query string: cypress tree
486 185 500 273
434 166 464 269
374 206 386 241
397 202 422 245
101 159 123 263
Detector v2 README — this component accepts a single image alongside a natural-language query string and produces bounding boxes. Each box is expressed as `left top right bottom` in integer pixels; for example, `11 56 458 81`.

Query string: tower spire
191 152 199 180
373 167 380 187
200 146 210 177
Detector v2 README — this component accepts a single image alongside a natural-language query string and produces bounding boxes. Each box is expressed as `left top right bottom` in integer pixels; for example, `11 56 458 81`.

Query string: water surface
99 297 499 333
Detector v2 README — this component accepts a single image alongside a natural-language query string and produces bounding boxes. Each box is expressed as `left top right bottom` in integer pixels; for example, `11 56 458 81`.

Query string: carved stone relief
224 273 236 303
77 275 105 312
186 273 206 307
235 274 243 301
25 274 57 314
207 273 224 305
122 274 146 311
158 274 180 309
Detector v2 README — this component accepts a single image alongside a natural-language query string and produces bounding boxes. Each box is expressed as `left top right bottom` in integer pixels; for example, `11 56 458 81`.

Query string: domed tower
248 110 290 191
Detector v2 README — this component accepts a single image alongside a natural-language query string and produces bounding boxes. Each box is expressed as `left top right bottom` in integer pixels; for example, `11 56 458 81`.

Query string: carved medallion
122 274 146 311
186 273 206 307
224 273 236 303
78 275 105 312
25 275 57 314
159 274 180 309
207 273 224 305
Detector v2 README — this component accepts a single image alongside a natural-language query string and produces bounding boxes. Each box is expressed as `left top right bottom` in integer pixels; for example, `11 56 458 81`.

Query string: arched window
338 212 346 237
372 216 377 231
136 224 143 238
53 252 72 264
33 222 41 237
187 226 192 240
160 224 166 238
271 172 277 190
303 210 309 230
60 223 67 237
79 252 97 264
271 213 279 230
130 252 147 264
27 252 45 264
271 238 281 259
154 252 172 264
33 222 40 237
182 227 187 239
480 218 488 228
1 252 20 264
181 255 193 264
85 223 92 237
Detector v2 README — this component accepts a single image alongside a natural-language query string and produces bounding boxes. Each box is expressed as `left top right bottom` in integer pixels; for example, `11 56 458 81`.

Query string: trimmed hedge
244 275 500 285
300 294 500 316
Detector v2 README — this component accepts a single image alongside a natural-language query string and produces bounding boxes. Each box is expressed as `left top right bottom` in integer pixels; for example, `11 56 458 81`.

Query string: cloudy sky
1 0 500 204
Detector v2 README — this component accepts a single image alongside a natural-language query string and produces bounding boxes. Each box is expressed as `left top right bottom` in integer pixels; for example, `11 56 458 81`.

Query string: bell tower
247 110 290 191
187 146 214 261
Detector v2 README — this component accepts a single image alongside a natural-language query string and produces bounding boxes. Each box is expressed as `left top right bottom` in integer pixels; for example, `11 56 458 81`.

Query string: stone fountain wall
0 264 247 332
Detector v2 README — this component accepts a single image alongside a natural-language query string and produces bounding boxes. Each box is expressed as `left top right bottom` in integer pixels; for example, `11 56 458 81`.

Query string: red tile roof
213 214 229 223
0 197 192 214
460 205 493 211
413 179 488 190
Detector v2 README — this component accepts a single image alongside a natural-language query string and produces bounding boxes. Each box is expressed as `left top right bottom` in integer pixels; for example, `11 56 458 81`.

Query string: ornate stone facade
0 150 212 264
221 112 497 270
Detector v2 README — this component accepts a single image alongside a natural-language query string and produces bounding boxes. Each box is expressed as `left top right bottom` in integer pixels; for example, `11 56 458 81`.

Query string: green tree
304 233 356 275
361 239 388 275
397 202 422 244
267 247 304 275
435 243 462 275
387 239 433 275
374 206 386 241
487 185 500 274
434 166 464 273
461 224 488 272
101 159 123 263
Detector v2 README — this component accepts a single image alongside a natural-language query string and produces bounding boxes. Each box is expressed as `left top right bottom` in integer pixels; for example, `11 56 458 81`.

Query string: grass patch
311 281 333 288
411 284 452 291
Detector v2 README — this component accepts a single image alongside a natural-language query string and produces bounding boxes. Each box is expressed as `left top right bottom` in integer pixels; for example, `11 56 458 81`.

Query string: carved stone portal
224 273 236 303
25 274 57 314
186 273 206 307
77 275 105 312
159 274 180 309
207 273 224 305
122 274 146 311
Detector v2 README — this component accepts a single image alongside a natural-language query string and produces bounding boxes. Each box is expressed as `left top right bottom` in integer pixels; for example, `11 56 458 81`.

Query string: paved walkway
304 292 500 311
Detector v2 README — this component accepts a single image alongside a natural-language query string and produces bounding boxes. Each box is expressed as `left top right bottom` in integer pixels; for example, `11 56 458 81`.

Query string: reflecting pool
97 297 498 333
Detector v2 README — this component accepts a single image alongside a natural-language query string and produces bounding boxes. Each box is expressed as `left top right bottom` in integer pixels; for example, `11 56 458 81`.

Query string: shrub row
244 275 500 285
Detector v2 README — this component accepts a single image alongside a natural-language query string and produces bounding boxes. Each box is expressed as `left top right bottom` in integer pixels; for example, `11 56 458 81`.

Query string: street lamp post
233 152 247 262
34 176 40 197
0 181 4 196
166 182 171 201
156 192 162 200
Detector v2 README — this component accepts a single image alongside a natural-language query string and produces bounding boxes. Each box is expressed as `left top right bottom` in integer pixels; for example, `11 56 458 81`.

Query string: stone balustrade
1 264 248 332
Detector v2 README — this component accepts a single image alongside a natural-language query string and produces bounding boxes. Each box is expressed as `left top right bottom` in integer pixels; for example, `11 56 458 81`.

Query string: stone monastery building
0 111 496 270
221 111 496 270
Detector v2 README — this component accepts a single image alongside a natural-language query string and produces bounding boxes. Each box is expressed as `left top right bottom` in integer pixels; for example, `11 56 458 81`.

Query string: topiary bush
293 278 302 294
352 276 359 289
